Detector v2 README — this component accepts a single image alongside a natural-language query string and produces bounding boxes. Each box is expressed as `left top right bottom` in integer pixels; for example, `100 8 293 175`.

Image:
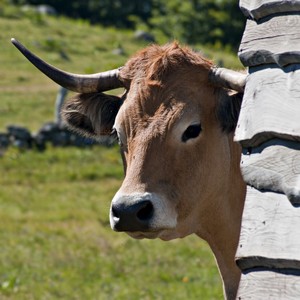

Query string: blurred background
0 1 244 299
6 0 244 50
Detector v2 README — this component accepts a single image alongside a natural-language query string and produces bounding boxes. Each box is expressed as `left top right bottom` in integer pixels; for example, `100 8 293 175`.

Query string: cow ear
217 90 243 133
61 92 122 138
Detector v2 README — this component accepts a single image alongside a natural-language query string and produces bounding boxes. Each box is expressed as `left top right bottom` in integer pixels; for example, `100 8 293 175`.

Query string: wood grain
237 269 300 299
240 0 300 21
236 187 300 271
234 64 300 147
236 1 300 296
239 15 300 67
241 139 300 204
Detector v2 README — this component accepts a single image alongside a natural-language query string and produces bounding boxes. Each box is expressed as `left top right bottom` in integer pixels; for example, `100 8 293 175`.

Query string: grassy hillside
0 9 242 299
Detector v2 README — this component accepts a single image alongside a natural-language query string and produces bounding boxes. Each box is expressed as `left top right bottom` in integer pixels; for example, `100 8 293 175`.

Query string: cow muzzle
109 192 177 235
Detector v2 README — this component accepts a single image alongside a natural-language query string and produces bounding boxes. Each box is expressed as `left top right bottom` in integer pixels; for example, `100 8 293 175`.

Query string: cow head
12 39 246 299
59 43 245 240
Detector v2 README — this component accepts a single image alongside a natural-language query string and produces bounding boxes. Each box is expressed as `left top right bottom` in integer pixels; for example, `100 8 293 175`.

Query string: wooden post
235 1 300 298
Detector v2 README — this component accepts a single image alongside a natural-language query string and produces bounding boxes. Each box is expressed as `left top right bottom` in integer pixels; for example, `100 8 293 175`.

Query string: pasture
0 10 241 299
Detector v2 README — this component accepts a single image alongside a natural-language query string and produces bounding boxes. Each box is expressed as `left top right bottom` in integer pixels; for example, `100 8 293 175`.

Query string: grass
0 6 244 299
0 147 222 300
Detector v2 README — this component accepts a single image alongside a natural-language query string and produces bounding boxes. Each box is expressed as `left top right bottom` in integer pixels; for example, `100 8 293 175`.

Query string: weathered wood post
235 0 300 298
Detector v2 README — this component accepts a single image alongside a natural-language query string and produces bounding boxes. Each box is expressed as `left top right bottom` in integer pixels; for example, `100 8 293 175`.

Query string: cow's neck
197 135 246 300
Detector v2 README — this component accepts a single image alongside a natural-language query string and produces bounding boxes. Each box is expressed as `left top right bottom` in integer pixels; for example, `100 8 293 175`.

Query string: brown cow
12 39 247 300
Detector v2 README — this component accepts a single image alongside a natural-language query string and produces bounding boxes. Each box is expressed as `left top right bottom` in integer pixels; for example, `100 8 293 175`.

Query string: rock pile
0 122 115 154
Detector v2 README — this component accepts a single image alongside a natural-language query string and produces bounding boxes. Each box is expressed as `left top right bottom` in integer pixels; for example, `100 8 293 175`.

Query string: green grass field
0 7 243 299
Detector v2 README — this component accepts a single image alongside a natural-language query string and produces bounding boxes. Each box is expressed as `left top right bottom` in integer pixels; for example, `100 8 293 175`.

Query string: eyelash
111 128 127 150
110 128 117 137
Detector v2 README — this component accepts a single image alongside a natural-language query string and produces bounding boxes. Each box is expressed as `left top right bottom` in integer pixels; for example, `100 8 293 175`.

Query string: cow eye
182 124 202 142
112 127 127 149
110 128 118 141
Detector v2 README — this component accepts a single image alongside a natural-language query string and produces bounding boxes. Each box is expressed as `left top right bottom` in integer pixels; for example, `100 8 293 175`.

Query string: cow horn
11 38 124 93
209 67 246 92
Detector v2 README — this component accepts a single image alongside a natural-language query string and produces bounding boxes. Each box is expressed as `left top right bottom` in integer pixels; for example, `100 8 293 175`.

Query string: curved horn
11 38 123 93
209 67 246 93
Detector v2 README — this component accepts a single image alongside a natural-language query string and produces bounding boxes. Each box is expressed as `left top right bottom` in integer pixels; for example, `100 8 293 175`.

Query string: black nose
111 200 154 232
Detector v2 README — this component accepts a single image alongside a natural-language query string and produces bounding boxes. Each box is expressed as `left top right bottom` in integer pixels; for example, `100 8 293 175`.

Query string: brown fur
120 42 213 87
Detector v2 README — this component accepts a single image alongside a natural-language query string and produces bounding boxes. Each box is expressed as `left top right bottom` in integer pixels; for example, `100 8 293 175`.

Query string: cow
11 38 247 300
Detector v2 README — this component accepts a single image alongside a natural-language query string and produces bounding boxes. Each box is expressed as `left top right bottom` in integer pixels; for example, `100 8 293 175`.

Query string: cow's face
110 66 239 241
61 43 242 241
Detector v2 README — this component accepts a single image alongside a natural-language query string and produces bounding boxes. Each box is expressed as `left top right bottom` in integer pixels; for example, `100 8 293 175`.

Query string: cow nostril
111 206 120 219
137 201 154 221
